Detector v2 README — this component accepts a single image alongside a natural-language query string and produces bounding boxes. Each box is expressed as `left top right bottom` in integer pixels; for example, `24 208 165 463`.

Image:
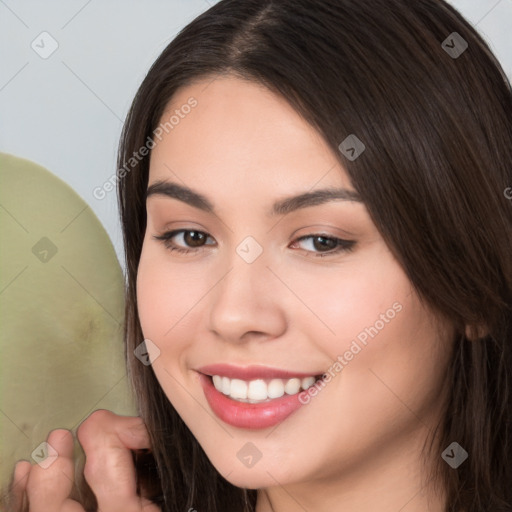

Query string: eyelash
152 229 356 258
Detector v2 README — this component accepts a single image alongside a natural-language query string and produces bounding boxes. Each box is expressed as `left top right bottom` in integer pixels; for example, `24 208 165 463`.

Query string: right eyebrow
146 180 214 213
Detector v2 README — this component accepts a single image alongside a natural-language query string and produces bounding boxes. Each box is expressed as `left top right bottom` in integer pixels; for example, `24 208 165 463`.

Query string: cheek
280 247 408 354
286 245 452 409
135 249 205 406
326 285 453 436
136 247 209 341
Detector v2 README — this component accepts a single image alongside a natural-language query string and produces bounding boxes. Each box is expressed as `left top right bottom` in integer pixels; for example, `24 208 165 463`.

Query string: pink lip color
198 373 307 429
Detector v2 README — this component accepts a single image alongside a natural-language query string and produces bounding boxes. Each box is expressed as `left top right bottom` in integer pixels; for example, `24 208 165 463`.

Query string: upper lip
196 363 323 380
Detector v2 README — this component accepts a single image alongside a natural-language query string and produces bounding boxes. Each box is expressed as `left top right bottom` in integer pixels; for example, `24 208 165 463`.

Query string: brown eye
152 229 215 254
291 234 356 257
183 231 207 247
311 236 337 252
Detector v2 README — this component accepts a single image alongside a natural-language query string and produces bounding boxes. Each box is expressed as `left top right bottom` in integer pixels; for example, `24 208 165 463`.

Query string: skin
136 75 457 512
9 75 457 511
8 411 158 511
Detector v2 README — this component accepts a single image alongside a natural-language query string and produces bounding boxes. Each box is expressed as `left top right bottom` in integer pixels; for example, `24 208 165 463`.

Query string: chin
220 468 284 490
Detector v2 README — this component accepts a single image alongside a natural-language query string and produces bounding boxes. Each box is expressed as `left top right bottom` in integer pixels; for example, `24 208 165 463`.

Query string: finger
8 460 31 512
25 429 79 512
76 410 153 512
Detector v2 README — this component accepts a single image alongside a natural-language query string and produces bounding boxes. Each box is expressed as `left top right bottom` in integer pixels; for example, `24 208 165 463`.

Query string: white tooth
230 379 248 399
247 379 268 400
267 379 285 399
301 376 316 390
212 375 223 391
284 378 301 395
213 374 318 400
221 376 231 395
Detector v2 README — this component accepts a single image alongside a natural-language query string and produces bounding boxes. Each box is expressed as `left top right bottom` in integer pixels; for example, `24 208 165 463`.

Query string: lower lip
199 373 307 429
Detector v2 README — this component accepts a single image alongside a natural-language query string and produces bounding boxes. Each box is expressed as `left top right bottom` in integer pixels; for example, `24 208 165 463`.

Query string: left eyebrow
146 180 363 216
271 187 362 216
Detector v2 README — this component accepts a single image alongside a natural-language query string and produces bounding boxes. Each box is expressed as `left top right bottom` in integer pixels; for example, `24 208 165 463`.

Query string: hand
8 410 161 511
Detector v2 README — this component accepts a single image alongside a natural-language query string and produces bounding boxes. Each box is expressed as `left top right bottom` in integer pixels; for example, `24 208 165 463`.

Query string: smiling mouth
198 369 327 429
208 374 324 403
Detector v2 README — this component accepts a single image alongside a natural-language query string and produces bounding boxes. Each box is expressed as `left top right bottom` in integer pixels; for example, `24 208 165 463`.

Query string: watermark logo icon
338 134 365 161
237 442 263 468
32 237 58 263
441 32 468 59
236 236 263 264
31 31 59 59
31 441 58 469
134 339 161 366
441 442 468 468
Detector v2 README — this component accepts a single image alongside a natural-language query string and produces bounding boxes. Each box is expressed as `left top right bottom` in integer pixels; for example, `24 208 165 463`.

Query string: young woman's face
137 76 455 495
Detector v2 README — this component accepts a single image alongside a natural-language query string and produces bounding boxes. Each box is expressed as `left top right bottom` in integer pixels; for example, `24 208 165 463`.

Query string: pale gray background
1 0 511 267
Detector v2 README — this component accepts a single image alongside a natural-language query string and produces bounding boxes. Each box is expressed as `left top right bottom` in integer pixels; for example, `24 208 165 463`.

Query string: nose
207 245 288 345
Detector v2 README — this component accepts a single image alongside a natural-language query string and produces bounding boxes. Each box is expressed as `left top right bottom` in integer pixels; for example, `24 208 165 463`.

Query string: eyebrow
146 179 362 216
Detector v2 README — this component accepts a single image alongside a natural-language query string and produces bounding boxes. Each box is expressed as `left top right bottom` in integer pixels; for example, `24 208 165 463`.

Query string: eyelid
292 223 357 239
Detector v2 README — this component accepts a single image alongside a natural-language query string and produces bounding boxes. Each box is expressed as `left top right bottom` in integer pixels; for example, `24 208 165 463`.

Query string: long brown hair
114 1 512 510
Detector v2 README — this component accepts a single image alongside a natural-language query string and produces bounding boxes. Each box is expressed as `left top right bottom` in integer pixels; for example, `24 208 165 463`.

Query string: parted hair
89 0 512 510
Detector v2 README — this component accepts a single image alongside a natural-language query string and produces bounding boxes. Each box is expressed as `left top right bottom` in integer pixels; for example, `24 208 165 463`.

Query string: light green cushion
0 152 136 495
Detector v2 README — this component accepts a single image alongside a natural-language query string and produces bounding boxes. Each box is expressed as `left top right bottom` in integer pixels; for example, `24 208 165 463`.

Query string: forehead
148 75 355 196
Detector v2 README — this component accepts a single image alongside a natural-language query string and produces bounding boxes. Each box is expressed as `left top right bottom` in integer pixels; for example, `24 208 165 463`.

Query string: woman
8 0 512 510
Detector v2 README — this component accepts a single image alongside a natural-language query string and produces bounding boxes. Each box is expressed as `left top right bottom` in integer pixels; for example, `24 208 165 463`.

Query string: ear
464 323 488 341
